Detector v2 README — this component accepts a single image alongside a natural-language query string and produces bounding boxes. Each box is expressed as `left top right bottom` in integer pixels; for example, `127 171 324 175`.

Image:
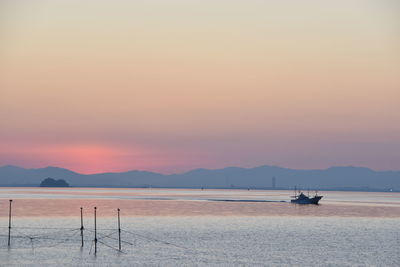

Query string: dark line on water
207 199 288 203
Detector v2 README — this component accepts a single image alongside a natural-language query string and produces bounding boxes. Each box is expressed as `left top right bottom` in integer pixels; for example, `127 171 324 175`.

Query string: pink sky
1 0 399 174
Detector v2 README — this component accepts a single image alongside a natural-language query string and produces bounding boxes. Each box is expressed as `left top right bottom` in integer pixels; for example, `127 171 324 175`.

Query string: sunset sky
1 0 399 174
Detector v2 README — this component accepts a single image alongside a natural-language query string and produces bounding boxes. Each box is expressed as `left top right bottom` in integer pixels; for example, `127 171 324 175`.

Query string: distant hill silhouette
40 177 69 187
0 165 399 191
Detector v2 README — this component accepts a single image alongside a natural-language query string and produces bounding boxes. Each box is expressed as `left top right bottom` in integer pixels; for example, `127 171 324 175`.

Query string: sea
0 188 399 266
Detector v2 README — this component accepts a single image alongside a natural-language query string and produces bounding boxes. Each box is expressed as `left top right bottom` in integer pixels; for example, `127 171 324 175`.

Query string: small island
40 177 70 187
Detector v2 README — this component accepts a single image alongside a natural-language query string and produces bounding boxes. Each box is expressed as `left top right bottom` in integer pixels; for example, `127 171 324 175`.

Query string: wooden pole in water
8 199 12 247
117 208 121 251
94 207 97 255
80 207 84 247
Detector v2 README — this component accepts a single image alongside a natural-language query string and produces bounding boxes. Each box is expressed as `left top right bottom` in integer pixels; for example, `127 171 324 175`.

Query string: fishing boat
291 188 322 205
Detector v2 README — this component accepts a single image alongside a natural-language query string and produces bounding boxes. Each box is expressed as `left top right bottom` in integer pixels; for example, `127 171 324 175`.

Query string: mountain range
1 165 399 191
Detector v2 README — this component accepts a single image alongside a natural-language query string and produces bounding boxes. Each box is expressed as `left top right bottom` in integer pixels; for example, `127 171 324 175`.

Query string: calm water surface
0 188 399 266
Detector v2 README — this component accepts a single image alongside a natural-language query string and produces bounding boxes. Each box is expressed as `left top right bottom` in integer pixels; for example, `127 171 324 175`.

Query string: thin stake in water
117 208 121 251
94 207 97 255
80 207 84 247
8 199 12 247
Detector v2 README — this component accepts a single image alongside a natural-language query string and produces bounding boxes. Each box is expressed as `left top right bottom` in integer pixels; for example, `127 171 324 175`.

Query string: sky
0 0 399 174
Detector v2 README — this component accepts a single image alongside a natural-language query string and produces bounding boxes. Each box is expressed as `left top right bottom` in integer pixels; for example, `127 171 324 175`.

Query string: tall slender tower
272 176 276 188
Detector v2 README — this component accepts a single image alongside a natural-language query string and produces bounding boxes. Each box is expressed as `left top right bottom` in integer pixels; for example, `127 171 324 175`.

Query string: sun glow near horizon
0 143 168 174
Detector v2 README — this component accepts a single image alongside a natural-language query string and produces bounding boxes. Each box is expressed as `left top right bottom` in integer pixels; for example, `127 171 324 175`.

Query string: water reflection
0 188 399 218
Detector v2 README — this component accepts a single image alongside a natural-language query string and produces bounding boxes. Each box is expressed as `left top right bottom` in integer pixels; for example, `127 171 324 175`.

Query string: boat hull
291 196 322 205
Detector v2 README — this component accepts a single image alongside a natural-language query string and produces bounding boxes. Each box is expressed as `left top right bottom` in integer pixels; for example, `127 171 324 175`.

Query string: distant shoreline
0 185 398 193
2 165 399 193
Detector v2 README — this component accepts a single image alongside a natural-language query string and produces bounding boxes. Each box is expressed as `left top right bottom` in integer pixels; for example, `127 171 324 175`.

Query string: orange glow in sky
0 143 179 174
